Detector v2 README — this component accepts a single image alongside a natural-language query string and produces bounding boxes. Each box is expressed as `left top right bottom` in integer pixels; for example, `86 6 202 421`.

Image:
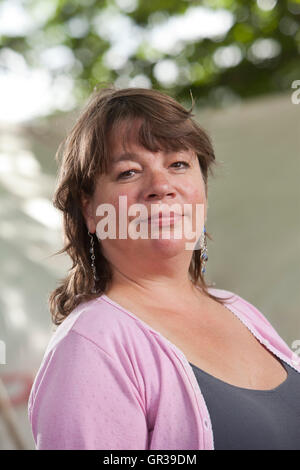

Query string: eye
171 161 190 169
117 161 190 180
117 169 138 180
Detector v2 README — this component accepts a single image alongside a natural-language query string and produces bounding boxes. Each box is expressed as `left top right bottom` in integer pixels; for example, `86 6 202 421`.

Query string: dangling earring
88 230 99 291
199 225 208 274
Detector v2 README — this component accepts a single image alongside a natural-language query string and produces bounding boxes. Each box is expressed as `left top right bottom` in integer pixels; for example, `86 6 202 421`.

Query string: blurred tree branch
1 0 300 114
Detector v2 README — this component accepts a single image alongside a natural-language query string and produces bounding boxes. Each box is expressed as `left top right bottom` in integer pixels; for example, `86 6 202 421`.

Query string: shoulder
206 286 299 363
44 294 153 361
207 286 273 328
208 288 277 334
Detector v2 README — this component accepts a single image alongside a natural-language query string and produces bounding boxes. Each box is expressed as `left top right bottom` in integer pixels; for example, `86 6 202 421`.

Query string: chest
136 301 288 390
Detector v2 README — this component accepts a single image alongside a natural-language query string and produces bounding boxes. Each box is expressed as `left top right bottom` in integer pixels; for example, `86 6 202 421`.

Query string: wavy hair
49 85 234 325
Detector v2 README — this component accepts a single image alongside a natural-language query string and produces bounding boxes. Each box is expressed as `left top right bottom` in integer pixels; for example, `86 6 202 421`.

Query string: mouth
146 212 183 227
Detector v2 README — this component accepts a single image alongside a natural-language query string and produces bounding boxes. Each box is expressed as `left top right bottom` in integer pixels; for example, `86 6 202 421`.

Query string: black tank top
189 358 300 450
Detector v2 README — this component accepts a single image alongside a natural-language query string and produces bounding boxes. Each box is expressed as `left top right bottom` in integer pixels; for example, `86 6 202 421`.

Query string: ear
80 192 96 233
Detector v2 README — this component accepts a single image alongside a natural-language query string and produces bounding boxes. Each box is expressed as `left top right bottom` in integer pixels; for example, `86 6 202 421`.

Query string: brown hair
49 84 234 326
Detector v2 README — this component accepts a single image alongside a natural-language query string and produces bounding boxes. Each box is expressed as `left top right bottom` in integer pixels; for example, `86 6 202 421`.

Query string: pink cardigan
28 287 300 450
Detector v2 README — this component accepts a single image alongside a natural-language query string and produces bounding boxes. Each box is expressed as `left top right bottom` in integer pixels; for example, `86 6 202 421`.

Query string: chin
145 236 190 257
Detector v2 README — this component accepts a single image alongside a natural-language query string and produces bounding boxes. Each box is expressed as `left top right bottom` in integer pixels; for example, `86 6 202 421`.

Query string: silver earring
199 226 208 274
88 231 99 290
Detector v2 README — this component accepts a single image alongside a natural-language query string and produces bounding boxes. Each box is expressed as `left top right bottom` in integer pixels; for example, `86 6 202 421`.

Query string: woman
28 86 300 450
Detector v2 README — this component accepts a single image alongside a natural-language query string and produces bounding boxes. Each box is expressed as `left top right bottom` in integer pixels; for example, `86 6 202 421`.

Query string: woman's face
82 119 207 268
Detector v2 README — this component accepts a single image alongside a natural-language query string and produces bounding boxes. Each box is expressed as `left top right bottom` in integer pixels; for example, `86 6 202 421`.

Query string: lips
147 211 182 222
146 205 183 220
150 213 183 227
134 205 186 225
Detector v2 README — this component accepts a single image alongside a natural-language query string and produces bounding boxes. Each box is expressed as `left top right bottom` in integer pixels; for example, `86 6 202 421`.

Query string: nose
143 169 176 201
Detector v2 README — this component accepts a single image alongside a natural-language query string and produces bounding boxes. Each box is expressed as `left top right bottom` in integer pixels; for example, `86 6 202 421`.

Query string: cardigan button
204 419 209 429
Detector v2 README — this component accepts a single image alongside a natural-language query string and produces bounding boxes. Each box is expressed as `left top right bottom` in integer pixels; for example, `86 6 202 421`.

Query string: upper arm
30 329 149 450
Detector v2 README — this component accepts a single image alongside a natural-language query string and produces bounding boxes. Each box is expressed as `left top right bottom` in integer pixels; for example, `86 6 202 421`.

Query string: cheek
110 190 137 213
183 185 207 226
93 187 138 227
184 184 206 204
94 183 133 208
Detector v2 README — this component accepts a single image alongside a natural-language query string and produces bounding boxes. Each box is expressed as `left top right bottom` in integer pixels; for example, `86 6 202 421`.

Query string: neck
105 265 204 309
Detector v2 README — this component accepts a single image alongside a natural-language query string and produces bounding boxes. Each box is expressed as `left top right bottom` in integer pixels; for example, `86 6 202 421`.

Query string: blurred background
0 0 299 450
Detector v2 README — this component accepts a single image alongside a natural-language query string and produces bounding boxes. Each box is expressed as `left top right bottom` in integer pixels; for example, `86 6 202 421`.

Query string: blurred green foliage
1 0 300 110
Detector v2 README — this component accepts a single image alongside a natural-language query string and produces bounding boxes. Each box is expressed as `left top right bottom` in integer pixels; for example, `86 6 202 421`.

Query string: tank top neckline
189 359 290 393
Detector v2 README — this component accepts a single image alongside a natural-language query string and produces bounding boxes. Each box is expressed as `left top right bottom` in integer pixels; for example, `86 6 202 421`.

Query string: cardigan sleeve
29 329 149 450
